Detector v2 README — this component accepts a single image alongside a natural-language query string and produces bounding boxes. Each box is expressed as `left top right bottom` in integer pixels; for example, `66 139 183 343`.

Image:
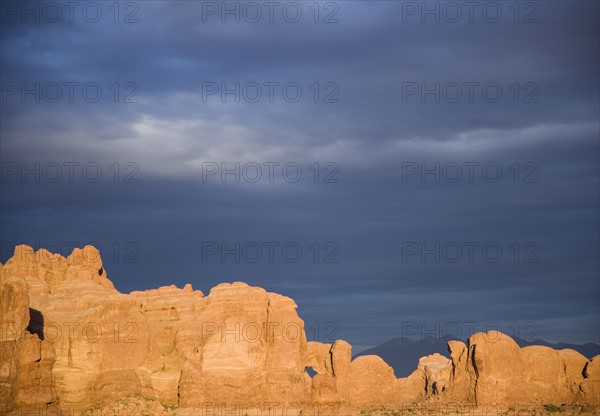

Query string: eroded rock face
1 245 315 413
347 355 402 408
1 245 599 414
445 330 598 406
175 282 310 407
395 352 452 402
0 274 57 413
445 340 475 402
581 356 600 404
419 353 452 396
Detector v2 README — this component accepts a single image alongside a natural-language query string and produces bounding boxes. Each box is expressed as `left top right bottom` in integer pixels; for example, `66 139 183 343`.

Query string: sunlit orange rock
1 245 598 414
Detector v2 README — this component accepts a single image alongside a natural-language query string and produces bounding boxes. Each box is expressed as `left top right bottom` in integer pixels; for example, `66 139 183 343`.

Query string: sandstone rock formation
581 356 600 404
1 245 598 414
445 331 599 406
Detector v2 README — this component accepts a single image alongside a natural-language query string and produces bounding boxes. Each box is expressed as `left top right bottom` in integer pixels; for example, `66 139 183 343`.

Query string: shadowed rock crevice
26 308 44 340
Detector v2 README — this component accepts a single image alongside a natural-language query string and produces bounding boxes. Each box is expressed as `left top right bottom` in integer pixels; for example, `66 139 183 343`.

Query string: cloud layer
1 0 598 349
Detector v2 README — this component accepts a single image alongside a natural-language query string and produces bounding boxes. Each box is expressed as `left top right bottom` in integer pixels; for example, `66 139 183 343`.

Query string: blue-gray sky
1 0 598 351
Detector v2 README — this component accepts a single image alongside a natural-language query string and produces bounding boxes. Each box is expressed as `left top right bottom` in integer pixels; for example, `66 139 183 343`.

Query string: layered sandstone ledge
0 245 598 415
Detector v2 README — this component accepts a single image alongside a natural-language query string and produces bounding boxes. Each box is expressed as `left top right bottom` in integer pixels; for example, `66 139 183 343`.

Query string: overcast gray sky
1 0 598 351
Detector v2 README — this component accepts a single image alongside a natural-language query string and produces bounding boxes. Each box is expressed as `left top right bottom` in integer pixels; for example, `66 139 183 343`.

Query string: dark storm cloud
1 0 598 350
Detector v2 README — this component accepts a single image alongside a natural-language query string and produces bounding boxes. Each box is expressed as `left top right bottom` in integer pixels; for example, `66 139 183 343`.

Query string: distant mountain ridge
354 336 600 377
